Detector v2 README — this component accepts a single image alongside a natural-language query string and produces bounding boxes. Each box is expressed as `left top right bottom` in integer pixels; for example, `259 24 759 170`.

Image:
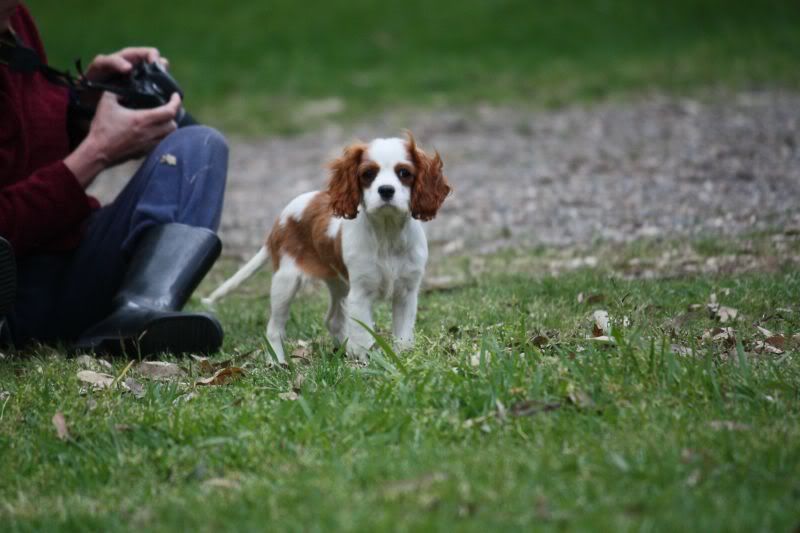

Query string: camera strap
0 29 78 88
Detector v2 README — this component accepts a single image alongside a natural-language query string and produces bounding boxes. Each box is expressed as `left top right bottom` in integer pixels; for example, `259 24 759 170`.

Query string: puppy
203 132 451 363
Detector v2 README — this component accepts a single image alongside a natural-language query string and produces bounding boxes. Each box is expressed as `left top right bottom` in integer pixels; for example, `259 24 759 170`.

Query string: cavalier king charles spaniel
203 132 451 363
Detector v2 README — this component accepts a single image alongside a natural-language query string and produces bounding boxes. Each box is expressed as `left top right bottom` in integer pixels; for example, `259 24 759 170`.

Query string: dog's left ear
407 132 451 221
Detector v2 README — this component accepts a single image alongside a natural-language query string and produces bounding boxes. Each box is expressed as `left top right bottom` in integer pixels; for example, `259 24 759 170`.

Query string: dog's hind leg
265 256 302 364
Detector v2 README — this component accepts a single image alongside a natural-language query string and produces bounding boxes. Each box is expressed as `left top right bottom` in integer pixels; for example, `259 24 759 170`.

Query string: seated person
0 1 228 355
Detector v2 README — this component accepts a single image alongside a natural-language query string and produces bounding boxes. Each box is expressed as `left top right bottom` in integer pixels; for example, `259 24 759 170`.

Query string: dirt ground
90 91 800 259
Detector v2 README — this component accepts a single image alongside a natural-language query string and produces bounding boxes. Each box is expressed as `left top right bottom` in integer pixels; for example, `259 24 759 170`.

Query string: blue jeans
10 125 228 344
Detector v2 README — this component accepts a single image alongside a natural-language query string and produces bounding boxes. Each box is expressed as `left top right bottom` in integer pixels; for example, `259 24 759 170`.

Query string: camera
82 61 196 127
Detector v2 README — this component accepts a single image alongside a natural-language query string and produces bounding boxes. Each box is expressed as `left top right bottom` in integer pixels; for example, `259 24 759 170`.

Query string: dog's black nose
378 185 395 200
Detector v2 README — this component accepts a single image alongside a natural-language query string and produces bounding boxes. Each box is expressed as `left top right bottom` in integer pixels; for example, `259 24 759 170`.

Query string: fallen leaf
578 292 605 304
469 351 492 367
531 335 549 348
701 327 736 347
195 366 245 386
716 306 738 323
190 355 216 374
52 412 70 441
77 370 115 389
753 334 786 355
75 355 113 372
291 372 306 393
756 326 774 337
709 420 750 431
567 390 595 409
137 361 185 381
509 400 562 417
671 344 695 357
586 335 615 344
381 472 447 500
592 310 610 337
122 377 146 399
278 391 299 401
203 477 241 490
159 153 177 166
291 341 312 362
173 392 197 406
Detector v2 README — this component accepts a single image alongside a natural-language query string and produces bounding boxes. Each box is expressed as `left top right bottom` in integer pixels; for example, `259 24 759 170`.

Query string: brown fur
406 132 451 221
266 192 348 281
328 143 367 220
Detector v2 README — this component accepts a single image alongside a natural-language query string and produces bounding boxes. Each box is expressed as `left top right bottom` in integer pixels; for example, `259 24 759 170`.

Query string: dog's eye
361 169 377 182
396 168 412 180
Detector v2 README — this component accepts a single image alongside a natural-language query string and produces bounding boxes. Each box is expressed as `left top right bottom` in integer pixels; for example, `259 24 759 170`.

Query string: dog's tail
201 245 270 307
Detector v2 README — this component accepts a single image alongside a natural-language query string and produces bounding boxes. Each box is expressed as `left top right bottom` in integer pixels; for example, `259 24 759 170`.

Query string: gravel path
91 91 800 258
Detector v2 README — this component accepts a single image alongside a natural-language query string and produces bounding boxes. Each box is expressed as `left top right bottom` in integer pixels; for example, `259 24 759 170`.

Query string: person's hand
65 91 181 188
83 47 168 83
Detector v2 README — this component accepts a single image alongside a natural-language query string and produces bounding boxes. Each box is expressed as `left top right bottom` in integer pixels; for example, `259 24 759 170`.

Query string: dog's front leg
345 287 376 362
392 281 420 352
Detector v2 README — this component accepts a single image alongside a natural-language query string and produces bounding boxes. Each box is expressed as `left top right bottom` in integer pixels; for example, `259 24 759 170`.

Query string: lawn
28 0 800 133
1 235 799 531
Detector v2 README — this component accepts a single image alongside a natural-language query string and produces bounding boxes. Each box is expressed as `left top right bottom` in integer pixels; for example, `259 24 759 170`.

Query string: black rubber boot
0 237 15 346
75 223 224 356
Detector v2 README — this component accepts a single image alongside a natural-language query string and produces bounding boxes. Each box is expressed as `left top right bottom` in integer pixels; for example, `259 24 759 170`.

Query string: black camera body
85 61 196 127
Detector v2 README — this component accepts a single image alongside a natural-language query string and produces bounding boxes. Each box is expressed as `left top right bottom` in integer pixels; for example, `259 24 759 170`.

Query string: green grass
28 0 800 133
1 236 799 531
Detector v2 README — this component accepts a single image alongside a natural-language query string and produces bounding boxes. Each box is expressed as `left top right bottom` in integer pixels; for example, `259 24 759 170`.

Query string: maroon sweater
0 4 99 257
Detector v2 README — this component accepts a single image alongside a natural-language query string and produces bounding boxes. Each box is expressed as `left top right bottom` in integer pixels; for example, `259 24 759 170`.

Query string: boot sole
89 314 224 357
0 239 15 316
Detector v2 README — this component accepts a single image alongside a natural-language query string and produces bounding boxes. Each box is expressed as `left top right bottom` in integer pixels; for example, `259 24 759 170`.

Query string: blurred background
31 0 800 135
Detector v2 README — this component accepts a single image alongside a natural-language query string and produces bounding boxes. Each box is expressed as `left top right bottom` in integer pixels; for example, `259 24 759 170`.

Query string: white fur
361 138 412 216
204 137 435 364
280 191 317 226
201 246 269 307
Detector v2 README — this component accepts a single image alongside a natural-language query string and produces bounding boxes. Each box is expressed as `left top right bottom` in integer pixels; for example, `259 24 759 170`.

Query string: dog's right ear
328 143 366 219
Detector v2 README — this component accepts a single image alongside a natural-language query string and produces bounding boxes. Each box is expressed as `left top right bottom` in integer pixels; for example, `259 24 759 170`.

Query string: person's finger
117 46 161 64
89 53 132 77
138 92 182 124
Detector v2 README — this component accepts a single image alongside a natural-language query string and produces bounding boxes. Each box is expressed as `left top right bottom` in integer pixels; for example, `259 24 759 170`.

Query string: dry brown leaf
531 335 549 348
52 411 70 441
701 327 736 346
137 361 185 381
77 370 115 389
577 292 605 305
190 355 217 375
509 400 562 417
195 366 246 386
291 340 312 362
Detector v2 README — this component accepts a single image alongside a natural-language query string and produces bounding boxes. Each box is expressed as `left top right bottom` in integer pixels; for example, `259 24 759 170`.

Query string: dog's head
328 131 451 221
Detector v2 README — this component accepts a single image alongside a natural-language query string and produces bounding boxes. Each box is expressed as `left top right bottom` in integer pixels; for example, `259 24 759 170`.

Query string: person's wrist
64 134 108 188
